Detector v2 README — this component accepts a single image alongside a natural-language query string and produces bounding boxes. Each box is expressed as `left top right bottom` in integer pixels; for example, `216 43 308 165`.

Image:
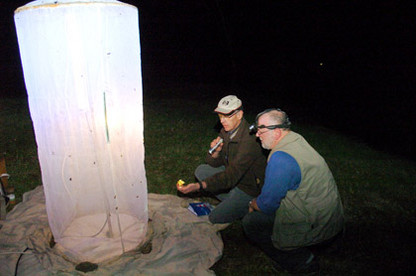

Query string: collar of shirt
228 121 242 140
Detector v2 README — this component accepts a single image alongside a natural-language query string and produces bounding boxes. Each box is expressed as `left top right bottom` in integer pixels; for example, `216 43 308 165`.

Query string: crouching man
243 108 344 274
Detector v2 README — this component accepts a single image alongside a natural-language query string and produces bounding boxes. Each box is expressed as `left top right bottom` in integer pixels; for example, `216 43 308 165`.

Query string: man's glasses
218 110 239 120
249 124 287 134
256 125 281 135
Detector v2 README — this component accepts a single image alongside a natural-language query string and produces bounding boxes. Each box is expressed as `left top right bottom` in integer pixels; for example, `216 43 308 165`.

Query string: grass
1 91 416 275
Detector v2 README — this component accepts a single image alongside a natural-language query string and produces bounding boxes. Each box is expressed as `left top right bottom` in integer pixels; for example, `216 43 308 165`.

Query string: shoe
271 261 285 273
322 230 344 255
289 255 320 275
271 257 319 275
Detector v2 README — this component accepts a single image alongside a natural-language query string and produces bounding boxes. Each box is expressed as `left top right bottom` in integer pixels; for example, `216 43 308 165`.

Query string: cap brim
214 103 242 115
214 107 234 114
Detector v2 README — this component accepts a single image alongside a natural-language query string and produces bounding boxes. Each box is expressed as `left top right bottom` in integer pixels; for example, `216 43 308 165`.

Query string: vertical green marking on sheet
103 92 110 143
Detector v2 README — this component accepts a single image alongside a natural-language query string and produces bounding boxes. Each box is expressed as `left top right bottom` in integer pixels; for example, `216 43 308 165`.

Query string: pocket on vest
272 219 312 250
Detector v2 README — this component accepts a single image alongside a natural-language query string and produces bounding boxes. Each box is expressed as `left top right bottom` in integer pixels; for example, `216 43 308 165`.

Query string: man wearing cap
242 108 344 274
177 95 267 224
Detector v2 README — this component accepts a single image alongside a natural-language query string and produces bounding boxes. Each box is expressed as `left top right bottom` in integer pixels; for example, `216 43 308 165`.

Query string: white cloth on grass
0 186 224 275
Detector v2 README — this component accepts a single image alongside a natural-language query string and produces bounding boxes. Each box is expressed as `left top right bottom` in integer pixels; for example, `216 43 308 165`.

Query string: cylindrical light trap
15 0 148 262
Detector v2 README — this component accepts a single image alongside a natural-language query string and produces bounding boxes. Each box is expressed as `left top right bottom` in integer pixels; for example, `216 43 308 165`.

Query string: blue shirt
256 151 302 215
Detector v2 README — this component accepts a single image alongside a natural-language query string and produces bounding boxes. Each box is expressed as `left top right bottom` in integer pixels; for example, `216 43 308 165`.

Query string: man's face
218 110 242 132
256 114 275 150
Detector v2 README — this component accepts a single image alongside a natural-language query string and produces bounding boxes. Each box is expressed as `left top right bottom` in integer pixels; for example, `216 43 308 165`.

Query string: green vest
269 131 344 250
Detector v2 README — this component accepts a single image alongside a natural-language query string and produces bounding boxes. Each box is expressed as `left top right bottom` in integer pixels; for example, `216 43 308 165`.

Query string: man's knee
194 164 207 174
194 164 208 181
208 212 217 223
241 212 257 234
194 164 225 182
208 209 228 224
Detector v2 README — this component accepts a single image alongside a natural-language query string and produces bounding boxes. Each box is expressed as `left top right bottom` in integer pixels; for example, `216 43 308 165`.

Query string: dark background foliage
1 1 415 160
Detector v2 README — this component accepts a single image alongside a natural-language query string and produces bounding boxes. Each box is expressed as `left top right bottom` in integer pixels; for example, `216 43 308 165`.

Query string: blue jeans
195 164 254 224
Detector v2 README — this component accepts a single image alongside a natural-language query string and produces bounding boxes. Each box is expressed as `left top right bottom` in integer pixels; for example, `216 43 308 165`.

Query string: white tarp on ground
0 186 225 275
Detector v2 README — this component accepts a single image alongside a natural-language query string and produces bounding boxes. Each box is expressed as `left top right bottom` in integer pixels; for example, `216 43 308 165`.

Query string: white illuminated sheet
15 0 148 262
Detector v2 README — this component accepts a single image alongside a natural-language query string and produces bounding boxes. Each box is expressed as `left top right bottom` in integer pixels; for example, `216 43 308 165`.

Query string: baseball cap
214 95 242 114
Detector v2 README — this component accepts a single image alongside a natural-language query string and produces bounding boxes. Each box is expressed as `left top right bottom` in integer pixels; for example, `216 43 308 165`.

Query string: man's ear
237 110 244 120
273 128 282 139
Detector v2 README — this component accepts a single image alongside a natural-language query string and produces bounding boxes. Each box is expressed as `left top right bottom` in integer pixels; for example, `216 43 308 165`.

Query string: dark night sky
1 1 416 160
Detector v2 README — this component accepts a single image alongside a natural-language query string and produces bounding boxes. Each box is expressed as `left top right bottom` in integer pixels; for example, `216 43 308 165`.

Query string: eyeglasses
256 125 281 135
218 110 239 120
249 122 291 134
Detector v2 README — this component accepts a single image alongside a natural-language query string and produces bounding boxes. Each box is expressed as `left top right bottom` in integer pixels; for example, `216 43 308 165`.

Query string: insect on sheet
14 0 148 263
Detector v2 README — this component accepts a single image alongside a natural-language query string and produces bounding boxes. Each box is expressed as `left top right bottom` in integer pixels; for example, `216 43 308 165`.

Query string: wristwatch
198 181 204 191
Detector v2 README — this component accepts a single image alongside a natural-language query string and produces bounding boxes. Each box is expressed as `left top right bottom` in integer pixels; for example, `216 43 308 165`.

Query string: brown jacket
204 119 267 197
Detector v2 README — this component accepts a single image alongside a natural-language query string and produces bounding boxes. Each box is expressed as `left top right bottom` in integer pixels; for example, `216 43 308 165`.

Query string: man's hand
248 198 260 213
209 137 223 158
177 181 206 194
